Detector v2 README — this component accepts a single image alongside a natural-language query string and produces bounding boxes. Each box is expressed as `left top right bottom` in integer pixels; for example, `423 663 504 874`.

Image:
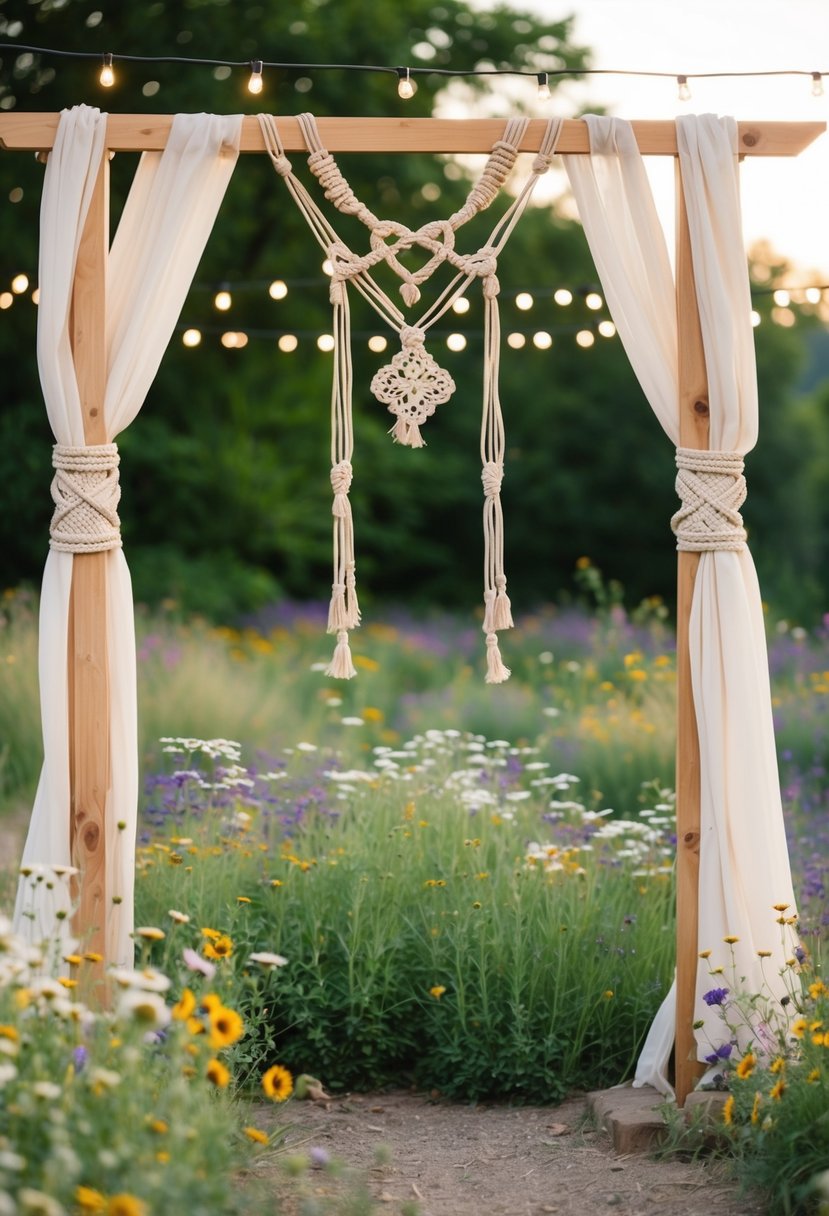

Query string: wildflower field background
0 579 828 1213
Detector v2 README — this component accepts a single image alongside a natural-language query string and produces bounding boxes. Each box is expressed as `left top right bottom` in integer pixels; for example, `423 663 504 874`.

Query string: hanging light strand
0 43 827 98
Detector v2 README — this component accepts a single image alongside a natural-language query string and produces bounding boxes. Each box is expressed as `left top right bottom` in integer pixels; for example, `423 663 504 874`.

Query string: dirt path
249 1089 764 1216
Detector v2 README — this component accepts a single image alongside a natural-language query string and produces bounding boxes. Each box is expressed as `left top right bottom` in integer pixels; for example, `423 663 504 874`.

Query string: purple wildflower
72 1045 89 1072
702 987 730 1007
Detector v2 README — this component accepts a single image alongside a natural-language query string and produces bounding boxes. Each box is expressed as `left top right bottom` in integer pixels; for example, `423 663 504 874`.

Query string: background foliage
0 0 827 620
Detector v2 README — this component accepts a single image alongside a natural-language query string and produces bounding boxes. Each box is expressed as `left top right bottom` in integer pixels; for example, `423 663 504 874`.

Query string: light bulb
248 61 264 95
812 72 824 98
214 289 232 311
537 72 551 101
397 68 417 100
99 53 115 88
677 75 691 102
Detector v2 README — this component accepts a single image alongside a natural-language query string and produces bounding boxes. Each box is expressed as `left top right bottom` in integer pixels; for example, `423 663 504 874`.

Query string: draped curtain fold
14 106 242 966
564 114 796 1096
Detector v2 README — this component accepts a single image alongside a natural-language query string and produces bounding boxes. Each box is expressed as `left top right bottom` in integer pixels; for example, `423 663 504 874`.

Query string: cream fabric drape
14 105 242 966
564 114 796 1096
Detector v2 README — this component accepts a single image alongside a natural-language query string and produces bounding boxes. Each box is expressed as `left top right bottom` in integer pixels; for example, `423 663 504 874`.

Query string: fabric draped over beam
13 105 242 965
563 114 797 1095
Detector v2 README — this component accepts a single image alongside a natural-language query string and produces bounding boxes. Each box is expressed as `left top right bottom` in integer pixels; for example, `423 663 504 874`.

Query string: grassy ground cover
0 581 827 1211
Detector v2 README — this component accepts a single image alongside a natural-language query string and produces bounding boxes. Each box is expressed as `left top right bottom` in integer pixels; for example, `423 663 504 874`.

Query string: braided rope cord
671 447 748 552
49 443 122 553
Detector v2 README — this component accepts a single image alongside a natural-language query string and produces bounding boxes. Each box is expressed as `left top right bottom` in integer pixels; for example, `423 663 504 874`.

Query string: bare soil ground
247 1089 765 1216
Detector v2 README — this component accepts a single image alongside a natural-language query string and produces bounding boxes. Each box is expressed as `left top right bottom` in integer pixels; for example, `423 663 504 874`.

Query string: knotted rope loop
400 325 426 349
671 447 747 552
50 443 122 554
308 148 365 216
481 460 503 498
330 460 353 496
532 151 554 174
271 154 293 178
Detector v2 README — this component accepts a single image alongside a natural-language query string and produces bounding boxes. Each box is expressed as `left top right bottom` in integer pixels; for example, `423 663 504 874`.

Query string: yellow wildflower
602 990 614 999
770 1078 786 1101
722 1095 734 1125
172 988 196 1021
106 1196 147 1216
206 1058 231 1088
809 980 828 999
736 1052 756 1080
698 950 712 960
772 903 790 912
807 1068 821 1083
244 1126 269 1144
75 1186 106 1212
791 1018 807 1039
770 1057 786 1075
203 934 234 961
236 896 251 904
0 1025 19 1042
208 1005 245 1050
262 1064 293 1102
134 927 165 941
750 1092 762 1125
429 985 447 1000
148 1118 168 1135
723 936 739 945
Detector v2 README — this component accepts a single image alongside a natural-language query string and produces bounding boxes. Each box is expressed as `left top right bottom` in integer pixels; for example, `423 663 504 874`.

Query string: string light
515 292 534 311
268 279 288 300
0 293 12 310
397 67 417 100
367 335 388 352
182 328 202 347
446 332 467 351
507 333 526 349
10 273 29 294
584 291 604 310
99 52 115 88
576 330 596 348
452 297 470 314
317 334 335 352
248 60 264 95
598 320 616 338
677 74 692 102
214 289 232 311
533 331 553 349
1 43 827 97
277 334 298 352
554 289 573 306
537 72 551 100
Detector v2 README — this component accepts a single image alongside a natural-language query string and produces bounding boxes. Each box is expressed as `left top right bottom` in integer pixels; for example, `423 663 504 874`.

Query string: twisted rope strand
49 443 122 554
671 447 748 552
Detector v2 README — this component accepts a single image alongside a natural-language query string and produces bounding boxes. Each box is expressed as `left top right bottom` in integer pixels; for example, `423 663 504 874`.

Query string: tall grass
132 732 676 1102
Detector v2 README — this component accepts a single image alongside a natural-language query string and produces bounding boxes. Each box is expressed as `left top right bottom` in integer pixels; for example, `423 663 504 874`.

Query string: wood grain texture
68 156 109 974
0 114 823 155
674 161 709 1108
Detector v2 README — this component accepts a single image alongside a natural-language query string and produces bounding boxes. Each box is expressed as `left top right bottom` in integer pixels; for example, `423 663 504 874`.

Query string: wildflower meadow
0 580 827 1213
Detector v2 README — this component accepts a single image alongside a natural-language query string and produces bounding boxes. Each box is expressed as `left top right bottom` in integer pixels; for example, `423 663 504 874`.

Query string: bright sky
477 0 829 281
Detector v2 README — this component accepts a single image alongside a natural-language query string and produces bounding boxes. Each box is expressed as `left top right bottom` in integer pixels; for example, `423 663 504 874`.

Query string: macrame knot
481 460 503 498
400 326 426 349
671 448 747 552
532 151 554 174
308 148 368 218
330 461 353 495
329 278 346 306
272 154 293 179
482 274 500 300
465 247 498 281
50 443 122 554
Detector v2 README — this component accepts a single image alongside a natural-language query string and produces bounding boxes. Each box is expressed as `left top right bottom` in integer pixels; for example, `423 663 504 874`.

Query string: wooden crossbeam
0 113 823 156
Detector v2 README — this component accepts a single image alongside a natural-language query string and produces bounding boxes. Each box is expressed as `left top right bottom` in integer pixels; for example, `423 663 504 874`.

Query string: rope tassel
485 633 511 684
325 630 357 680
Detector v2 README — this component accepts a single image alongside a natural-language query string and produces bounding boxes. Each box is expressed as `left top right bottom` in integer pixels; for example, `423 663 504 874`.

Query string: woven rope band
671 447 747 553
49 443 122 554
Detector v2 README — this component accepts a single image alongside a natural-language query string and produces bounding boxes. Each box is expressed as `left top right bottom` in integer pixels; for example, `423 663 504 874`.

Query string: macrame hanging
258 112 562 682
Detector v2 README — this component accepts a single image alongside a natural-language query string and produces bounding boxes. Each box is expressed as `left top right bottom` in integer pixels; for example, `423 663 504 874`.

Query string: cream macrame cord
671 447 747 552
49 443 122 553
257 112 563 681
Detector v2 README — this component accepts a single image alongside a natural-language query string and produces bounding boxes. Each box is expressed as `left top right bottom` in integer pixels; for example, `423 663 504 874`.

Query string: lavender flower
702 987 729 1007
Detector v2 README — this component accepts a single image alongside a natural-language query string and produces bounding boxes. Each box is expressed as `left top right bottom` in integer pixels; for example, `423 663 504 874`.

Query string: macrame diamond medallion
370 336 456 444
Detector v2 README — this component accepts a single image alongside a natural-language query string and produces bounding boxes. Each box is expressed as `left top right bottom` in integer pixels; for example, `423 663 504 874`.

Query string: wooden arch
0 112 824 1105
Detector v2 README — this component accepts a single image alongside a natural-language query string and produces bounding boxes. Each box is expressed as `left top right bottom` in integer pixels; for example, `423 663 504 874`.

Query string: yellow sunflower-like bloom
262 1064 293 1102
736 1052 756 1080
206 1058 231 1088
209 1004 245 1050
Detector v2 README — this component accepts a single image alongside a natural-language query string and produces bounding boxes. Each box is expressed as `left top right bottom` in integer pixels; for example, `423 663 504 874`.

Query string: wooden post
673 161 709 1106
68 151 110 969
